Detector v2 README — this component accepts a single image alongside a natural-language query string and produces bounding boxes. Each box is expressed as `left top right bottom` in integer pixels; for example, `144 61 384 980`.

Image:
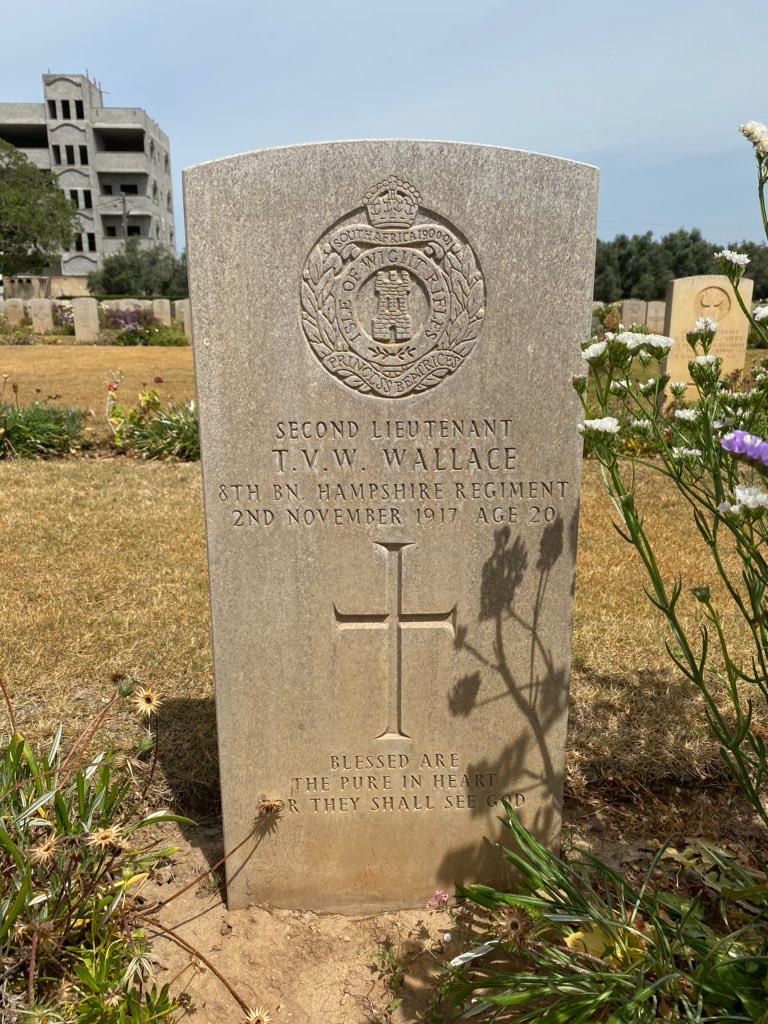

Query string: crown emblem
363 176 421 229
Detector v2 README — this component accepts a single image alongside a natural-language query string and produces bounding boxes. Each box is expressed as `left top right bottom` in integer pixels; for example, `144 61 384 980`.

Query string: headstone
0 299 6 321
645 299 666 334
620 298 647 327
662 275 753 388
185 141 598 912
72 297 100 342
174 298 191 338
6 299 24 326
30 298 54 335
152 298 172 326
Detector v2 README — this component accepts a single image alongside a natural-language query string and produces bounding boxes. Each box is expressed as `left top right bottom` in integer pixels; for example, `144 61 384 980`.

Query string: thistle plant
445 124 768 1022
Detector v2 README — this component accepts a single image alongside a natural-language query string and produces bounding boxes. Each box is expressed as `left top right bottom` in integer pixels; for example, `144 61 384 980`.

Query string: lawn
0 344 195 437
0 457 750 840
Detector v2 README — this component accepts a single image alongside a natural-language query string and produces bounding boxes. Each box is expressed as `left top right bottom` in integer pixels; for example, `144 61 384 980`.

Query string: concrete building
0 73 175 286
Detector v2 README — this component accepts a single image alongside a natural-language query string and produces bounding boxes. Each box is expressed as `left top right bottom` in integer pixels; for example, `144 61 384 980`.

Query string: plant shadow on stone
436 516 575 890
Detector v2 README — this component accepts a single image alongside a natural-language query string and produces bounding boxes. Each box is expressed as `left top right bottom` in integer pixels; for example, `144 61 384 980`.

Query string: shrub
107 387 199 460
446 122 768 1023
0 325 35 345
52 301 74 335
87 239 188 299
0 398 85 457
115 322 188 347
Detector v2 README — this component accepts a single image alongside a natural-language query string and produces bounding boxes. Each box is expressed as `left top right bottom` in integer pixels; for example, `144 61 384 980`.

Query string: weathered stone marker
152 298 172 326
621 298 647 327
5 299 24 326
72 298 99 342
30 299 54 335
185 142 598 912
663 275 753 388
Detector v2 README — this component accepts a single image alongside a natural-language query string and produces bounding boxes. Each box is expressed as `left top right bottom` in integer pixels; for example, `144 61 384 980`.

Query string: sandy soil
147 825 455 1024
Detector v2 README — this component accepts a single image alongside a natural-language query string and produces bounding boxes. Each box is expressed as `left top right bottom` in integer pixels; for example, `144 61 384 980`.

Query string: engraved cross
334 541 456 741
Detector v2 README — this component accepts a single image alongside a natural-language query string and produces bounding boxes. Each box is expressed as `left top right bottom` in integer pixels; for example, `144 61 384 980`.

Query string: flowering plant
445 125 768 1022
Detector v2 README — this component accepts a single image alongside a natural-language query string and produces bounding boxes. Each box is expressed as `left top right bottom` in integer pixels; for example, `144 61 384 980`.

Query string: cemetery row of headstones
0 296 191 341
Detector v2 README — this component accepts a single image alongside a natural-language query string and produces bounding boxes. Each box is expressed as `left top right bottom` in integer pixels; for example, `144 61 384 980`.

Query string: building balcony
97 194 154 216
93 151 149 173
92 107 147 130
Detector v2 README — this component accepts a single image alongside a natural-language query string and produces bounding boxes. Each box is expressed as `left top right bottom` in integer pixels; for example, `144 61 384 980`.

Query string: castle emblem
300 176 485 398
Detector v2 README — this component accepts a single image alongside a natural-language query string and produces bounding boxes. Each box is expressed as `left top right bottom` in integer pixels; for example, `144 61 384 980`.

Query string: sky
4 0 766 248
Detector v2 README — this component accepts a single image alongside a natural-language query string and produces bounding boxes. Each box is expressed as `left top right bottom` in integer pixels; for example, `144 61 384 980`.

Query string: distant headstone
620 298 647 327
6 299 24 326
30 299 54 335
72 298 100 342
173 298 191 338
645 299 666 334
663 275 753 387
152 298 172 326
185 141 598 913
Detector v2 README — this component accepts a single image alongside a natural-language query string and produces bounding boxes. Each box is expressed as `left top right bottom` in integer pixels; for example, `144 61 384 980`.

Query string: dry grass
0 344 195 437
0 457 757 829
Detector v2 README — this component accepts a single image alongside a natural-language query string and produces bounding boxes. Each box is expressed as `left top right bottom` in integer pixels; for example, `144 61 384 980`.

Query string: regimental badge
300 176 486 398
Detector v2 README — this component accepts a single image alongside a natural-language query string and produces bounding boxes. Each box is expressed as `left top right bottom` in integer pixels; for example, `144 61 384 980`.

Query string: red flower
106 384 117 392
153 375 164 384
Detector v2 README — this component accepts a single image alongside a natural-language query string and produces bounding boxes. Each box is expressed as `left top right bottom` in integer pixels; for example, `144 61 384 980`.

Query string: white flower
629 417 652 431
753 305 768 322
715 248 750 268
643 333 674 353
733 484 768 510
670 381 688 396
739 121 768 156
671 446 703 459
610 379 629 393
675 408 700 422
693 354 719 366
579 416 620 435
639 378 657 395
694 316 719 333
717 499 740 515
581 340 607 362
613 331 647 351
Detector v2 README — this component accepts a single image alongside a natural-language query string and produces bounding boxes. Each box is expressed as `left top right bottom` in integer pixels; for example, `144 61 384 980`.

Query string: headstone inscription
663 275 753 389
185 141 598 912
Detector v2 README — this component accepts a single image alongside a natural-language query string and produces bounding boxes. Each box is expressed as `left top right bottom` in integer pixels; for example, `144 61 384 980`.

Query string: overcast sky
4 0 765 247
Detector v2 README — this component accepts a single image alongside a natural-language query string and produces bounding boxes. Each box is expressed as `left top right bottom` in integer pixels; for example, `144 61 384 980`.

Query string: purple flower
720 429 768 468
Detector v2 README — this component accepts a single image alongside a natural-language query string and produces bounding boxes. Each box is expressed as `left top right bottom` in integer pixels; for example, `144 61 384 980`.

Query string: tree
593 227 768 301
87 240 188 297
0 140 80 275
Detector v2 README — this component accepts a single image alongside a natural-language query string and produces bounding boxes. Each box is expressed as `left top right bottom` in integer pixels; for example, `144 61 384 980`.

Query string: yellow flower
86 827 126 852
565 919 650 968
133 686 162 717
245 1009 271 1024
565 923 615 959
